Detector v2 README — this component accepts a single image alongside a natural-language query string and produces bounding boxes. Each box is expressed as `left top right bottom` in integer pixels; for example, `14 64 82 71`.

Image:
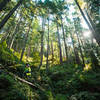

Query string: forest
0 0 100 100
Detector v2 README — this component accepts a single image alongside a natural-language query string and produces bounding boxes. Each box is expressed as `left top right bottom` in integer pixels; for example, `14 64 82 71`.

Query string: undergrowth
0 42 100 100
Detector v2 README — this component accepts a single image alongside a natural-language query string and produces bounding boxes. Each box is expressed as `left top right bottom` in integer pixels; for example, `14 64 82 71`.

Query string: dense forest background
0 0 100 100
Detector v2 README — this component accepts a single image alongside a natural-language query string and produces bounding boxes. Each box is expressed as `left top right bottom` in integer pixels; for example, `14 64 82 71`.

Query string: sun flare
83 31 91 38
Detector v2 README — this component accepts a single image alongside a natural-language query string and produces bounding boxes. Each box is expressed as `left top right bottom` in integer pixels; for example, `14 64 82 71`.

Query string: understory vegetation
0 0 100 100
0 42 100 100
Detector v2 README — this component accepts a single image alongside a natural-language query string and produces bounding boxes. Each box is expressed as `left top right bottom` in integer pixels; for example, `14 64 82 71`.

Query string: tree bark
51 40 54 64
0 26 12 43
38 17 45 70
85 9 100 46
0 0 22 30
70 33 81 65
76 32 85 67
9 14 22 49
0 0 11 11
74 0 100 46
56 21 63 64
46 17 50 72
0 10 18 43
90 50 100 70
20 20 32 61
61 17 68 60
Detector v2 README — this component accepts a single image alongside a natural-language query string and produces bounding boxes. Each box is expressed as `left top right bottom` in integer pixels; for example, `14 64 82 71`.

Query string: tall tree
0 0 11 11
8 12 22 49
73 18 85 67
51 40 54 64
38 17 45 70
20 19 32 61
0 0 23 30
76 31 85 67
46 17 50 72
74 0 100 46
56 18 63 63
0 25 12 43
61 16 68 61
85 9 100 43
70 32 81 65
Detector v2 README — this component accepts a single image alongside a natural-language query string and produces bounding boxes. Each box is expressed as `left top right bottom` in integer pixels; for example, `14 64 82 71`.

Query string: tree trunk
79 37 87 56
74 0 100 46
15 41 19 52
0 26 12 43
0 0 22 30
38 17 45 70
56 21 63 64
90 50 100 70
9 14 22 49
0 0 11 11
70 33 81 65
76 32 85 67
46 17 50 72
61 17 68 60
0 11 18 43
85 9 96 29
85 9 100 46
51 40 54 64
26 45 31 59
20 20 32 61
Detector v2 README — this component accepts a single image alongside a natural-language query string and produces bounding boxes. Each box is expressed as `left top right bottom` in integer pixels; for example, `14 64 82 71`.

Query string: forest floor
0 42 100 100
0 62 100 100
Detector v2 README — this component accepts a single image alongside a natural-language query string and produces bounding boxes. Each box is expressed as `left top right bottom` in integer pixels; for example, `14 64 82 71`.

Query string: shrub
70 91 100 100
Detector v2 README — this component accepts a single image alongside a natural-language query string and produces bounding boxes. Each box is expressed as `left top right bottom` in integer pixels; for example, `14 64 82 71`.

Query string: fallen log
0 66 45 92
14 74 45 91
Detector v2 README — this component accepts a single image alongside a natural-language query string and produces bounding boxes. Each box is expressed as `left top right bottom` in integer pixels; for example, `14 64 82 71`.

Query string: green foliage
0 41 21 65
71 91 100 100
0 0 99 99
11 64 25 77
82 71 100 86
55 94 68 100
32 51 41 66
0 73 27 100
0 73 14 89
45 91 54 100
1 61 100 100
47 64 100 99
